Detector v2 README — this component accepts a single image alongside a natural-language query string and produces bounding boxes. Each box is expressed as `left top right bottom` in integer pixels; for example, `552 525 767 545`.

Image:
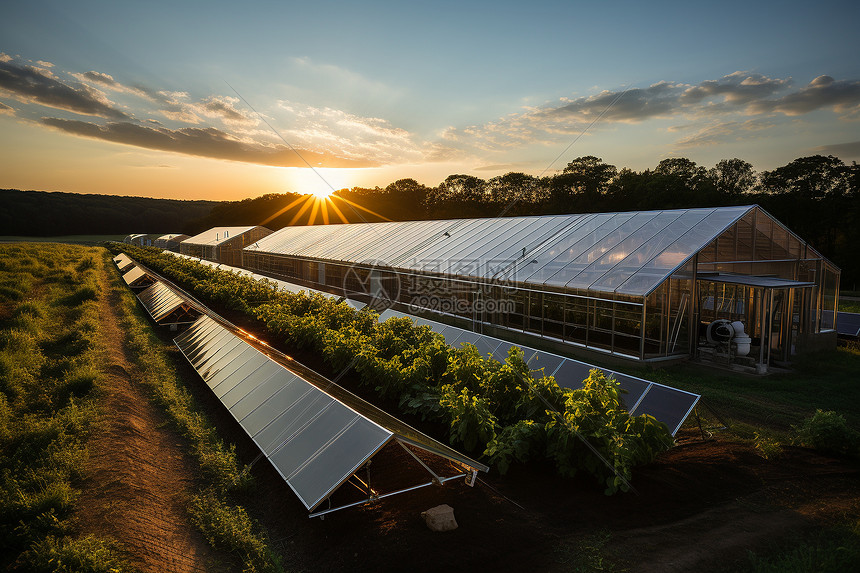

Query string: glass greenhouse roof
246 206 759 297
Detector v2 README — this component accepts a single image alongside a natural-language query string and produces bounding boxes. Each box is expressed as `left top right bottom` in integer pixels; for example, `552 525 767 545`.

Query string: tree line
2 153 858 286
333 154 859 287
0 189 215 237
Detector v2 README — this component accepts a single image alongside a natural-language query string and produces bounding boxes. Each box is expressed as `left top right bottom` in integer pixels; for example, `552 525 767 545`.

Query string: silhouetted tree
709 158 757 196
760 155 849 199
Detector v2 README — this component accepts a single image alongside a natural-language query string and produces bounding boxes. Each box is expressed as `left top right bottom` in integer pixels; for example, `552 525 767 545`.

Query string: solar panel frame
175 315 447 512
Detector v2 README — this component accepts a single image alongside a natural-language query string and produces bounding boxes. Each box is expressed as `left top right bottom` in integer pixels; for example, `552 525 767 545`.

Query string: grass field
0 243 131 571
0 243 282 571
636 347 860 433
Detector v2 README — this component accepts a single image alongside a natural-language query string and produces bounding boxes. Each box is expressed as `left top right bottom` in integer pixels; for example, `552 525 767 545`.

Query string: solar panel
113 253 134 271
837 312 860 337
174 314 487 514
628 385 699 436
175 316 393 511
378 309 700 436
136 281 197 324
122 266 152 287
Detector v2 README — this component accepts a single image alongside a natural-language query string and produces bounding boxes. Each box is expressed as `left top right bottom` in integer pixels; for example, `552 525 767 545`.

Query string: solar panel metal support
397 438 443 486
308 474 468 519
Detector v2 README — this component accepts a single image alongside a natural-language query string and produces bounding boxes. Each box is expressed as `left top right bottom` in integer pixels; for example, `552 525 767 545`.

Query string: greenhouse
154 233 190 252
179 226 272 267
242 205 839 370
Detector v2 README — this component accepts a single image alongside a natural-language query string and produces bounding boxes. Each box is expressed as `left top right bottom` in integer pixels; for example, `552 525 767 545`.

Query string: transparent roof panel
240 206 818 298
523 213 636 286
614 206 751 296
562 211 664 289
589 209 713 292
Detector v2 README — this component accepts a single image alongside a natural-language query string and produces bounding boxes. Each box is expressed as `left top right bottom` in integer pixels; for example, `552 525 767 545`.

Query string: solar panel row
175 315 394 511
137 281 196 324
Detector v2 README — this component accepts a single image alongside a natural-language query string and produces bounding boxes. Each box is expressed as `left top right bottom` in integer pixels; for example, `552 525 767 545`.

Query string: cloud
813 140 860 159
0 101 14 116
550 81 682 123
276 100 427 163
673 118 777 149
289 56 395 97
750 75 860 117
473 162 537 172
680 71 789 106
443 71 860 153
41 117 376 168
0 57 129 119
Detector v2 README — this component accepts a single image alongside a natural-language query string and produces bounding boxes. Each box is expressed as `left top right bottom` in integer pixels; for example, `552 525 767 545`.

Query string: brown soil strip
75 260 230 572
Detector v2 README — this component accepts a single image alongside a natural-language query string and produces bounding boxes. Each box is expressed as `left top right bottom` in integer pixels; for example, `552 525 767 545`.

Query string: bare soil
74 263 233 572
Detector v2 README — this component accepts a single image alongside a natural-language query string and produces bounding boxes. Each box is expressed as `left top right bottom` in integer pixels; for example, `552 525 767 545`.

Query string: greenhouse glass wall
180 226 272 267
242 206 839 368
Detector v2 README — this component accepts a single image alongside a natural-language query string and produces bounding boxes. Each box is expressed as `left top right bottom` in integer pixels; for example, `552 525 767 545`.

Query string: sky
1 0 859 201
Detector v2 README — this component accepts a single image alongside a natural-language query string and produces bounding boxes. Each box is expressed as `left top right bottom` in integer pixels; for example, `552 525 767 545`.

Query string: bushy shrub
793 410 860 457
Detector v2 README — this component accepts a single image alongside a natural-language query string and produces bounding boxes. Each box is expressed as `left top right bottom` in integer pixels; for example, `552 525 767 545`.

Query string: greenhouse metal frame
180 226 273 267
242 205 840 368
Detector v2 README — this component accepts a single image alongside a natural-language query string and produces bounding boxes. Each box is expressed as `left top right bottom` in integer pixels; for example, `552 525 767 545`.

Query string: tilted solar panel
137 281 196 324
837 312 860 337
175 315 393 511
122 266 150 287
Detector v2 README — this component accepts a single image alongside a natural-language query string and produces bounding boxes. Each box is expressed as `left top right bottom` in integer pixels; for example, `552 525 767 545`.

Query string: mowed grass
0 243 131 571
631 346 860 433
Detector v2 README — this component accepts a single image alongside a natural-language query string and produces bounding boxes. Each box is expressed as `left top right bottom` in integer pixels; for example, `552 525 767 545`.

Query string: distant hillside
0 189 216 236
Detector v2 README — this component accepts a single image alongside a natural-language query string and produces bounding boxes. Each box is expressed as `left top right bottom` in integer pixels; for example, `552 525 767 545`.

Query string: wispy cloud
672 118 776 148
0 55 129 119
41 118 377 168
0 101 14 116
276 100 426 163
289 56 397 98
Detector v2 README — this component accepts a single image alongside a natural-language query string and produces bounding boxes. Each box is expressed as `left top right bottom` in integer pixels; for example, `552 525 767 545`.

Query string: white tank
731 320 751 356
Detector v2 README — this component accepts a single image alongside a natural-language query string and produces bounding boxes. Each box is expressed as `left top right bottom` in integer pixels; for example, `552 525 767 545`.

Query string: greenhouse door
768 287 802 365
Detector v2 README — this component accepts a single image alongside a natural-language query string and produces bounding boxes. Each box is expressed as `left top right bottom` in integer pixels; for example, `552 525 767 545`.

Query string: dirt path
75 259 228 572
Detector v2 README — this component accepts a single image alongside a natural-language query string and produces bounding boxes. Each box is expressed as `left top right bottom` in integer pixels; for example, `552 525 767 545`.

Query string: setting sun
310 187 333 199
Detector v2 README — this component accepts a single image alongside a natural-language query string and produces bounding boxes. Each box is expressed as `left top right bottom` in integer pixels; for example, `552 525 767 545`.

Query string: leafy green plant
793 410 860 457
753 432 783 460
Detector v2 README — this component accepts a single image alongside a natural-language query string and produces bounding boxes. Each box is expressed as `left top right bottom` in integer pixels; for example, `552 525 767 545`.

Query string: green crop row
114 245 673 494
